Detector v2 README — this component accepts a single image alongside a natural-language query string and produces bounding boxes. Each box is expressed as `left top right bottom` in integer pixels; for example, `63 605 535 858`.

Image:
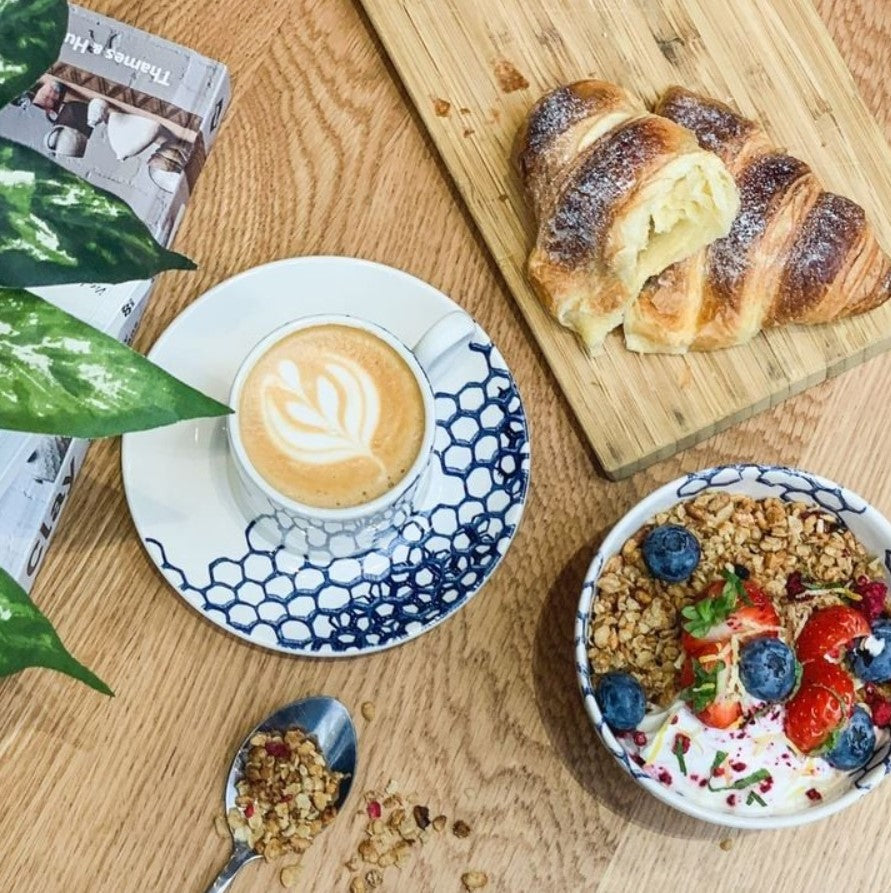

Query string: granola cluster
345 781 482 891
588 492 883 705
226 727 345 862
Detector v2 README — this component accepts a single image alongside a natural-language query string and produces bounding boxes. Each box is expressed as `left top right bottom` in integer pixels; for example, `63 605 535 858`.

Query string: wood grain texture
358 0 891 478
1 1 890 891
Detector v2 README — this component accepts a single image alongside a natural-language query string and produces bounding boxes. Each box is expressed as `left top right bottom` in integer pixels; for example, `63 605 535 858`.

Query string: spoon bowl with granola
208 696 356 891
576 465 891 829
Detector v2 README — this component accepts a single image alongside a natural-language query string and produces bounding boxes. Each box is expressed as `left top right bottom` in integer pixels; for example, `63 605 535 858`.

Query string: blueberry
825 707 875 771
642 525 701 583
596 672 646 731
739 638 797 701
849 619 891 683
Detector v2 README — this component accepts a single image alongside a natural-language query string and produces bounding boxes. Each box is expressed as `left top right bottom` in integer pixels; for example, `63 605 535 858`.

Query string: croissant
517 80 740 352
624 87 891 353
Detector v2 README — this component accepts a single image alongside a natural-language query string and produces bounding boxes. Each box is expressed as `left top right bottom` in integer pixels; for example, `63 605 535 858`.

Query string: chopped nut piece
280 864 301 888
412 805 431 830
345 856 362 872
461 871 489 890
432 814 447 832
349 878 366 893
719 838 733 851
358 839 379 863
452 820 472 839
361 701 376 721
365 869 384 889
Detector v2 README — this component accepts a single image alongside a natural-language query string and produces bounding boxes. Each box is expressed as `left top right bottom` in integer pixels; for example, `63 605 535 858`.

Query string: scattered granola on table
345 782 476 890
279 864 301 888
461 870 489 890
225 727 344 863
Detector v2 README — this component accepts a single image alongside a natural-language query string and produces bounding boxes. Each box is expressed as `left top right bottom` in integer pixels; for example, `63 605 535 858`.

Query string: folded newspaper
0 5 230 588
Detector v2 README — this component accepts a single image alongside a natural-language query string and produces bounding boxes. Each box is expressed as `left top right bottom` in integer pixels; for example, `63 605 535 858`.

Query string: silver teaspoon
206 696 358 892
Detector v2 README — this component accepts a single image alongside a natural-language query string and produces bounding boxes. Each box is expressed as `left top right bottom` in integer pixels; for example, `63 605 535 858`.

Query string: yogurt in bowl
575 464 891 829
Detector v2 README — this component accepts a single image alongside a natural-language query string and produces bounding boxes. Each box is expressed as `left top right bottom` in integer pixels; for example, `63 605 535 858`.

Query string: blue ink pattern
147 340 530 655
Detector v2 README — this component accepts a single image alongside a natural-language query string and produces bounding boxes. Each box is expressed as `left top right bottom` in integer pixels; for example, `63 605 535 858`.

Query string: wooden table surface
3 1 890 891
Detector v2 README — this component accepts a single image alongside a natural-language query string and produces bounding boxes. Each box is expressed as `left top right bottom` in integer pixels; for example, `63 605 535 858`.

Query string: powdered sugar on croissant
624 87 891 353
516 80 740 353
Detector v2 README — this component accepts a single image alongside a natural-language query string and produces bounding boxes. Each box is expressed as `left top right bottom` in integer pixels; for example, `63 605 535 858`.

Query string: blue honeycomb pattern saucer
122 257 530 656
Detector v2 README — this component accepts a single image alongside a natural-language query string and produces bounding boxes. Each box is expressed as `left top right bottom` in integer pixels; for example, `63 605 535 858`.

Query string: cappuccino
238 324 427 509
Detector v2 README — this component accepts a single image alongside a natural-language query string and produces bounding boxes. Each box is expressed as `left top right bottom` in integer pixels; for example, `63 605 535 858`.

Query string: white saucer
122 257 531 656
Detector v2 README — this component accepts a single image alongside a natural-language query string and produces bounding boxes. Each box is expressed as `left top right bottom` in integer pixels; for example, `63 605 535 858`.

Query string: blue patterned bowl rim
574 463 891 829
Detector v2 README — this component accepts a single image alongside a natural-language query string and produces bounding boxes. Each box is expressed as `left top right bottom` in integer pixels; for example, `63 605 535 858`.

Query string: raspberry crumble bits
851 576 889 622
864 684 891 727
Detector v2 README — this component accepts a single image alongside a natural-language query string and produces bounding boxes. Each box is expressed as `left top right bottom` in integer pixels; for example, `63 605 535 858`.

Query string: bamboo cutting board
358 0 891 479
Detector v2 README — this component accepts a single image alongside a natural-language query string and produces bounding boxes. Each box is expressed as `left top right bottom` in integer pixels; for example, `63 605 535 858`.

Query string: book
0 4 230 589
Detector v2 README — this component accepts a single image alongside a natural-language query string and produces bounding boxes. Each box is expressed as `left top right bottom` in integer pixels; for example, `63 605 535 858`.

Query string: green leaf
0 566 112 694
0 289 231 436
0 137 196 287
680 658 724 712
0 0 68 108
681 569 744 638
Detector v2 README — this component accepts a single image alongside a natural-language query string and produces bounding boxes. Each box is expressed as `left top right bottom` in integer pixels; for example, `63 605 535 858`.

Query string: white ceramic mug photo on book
227 310 475 560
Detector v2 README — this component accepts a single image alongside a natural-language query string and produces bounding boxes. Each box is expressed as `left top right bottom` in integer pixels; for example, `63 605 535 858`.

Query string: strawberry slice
682 578 779 652
800 659 855 711
784 683 846 753
795 606 870 664
678 644 742 729
697 697 744 729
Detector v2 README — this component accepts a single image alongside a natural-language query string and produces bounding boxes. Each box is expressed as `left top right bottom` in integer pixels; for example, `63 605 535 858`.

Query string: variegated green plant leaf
0 137 196 287
0 0 68 108
0 567 112 694
0 288 231 436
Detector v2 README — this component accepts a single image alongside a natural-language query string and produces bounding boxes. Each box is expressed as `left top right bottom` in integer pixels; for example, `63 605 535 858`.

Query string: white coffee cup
227 311 475 559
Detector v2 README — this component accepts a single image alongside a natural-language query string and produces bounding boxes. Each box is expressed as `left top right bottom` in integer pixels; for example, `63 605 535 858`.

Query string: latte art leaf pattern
262 356 384 466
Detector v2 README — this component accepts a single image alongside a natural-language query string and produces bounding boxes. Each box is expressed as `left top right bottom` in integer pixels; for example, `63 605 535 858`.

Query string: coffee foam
238 324 427 509
262 355 382 466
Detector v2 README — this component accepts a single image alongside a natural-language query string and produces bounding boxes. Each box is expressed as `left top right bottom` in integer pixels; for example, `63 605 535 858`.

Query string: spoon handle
205 848 255 893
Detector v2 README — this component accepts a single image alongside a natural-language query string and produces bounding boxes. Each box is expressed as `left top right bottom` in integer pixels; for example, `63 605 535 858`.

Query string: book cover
0 4 231 589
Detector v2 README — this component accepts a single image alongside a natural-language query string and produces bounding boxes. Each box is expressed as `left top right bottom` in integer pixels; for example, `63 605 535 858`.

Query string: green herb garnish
680 659 725 712
709 768 772 793
746 789 767 807
804 580 849 591
681 569 745 638
672 737 688 775
709 750 729 777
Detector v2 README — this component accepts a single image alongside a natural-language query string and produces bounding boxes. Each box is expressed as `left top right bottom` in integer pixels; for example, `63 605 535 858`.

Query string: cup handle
412 311 476 380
